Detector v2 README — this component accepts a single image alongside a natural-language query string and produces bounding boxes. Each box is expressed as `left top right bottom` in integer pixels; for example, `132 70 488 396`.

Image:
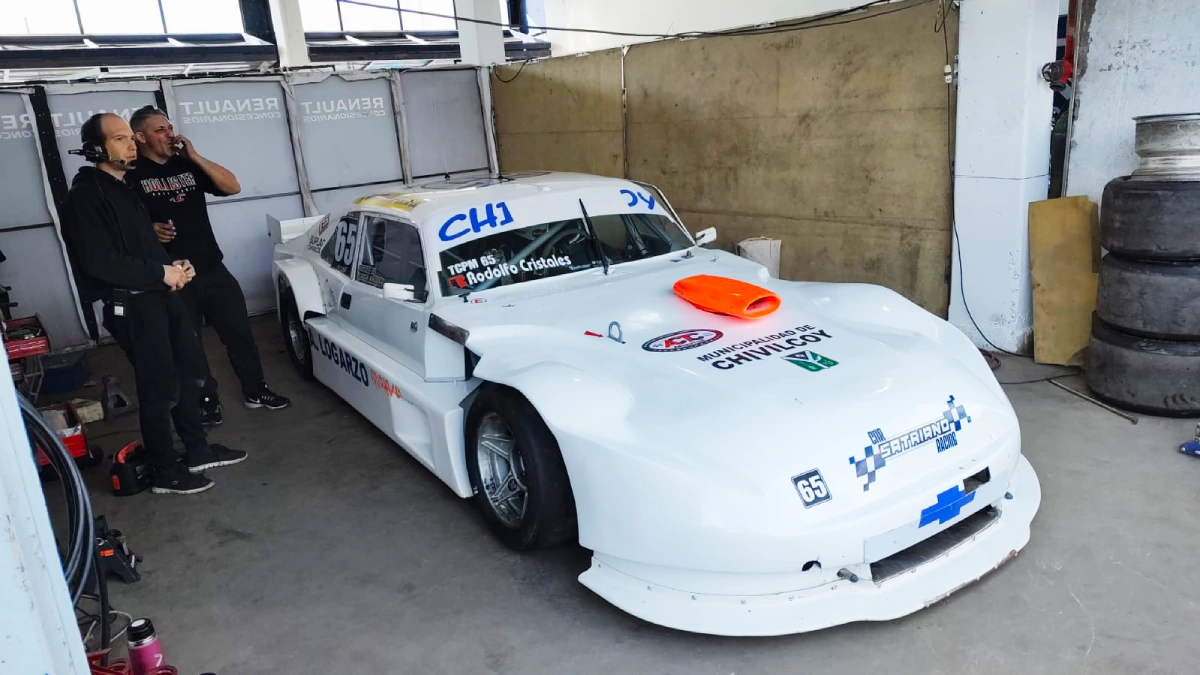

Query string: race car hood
440 251 1018 510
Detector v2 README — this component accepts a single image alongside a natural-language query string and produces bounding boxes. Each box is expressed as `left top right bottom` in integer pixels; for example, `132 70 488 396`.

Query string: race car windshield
438 212 692 296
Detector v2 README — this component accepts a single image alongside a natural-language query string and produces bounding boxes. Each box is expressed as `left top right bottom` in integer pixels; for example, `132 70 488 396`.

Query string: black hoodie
60 166 171 302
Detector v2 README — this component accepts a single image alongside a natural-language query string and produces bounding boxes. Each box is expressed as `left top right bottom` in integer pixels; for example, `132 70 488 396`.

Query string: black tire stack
1088 177 1200 415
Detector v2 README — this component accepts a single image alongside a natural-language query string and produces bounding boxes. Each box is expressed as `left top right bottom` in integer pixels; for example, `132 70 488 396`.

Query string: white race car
269 172 1040 636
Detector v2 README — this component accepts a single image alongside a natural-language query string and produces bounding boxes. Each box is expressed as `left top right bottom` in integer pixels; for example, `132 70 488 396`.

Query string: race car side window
357 214 427 297
322 212 362 277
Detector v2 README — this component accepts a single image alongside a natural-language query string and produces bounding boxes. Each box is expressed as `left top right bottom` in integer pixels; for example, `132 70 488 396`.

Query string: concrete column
0 381 90 674
268 0 311 69
456 0 506 66
948 0 1058 353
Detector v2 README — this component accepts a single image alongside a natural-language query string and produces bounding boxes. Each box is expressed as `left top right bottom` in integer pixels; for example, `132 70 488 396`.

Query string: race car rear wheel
466 385 576 550
280 287 314 381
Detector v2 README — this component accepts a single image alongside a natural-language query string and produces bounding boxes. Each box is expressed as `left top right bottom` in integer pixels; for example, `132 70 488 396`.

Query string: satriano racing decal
849 396 972 491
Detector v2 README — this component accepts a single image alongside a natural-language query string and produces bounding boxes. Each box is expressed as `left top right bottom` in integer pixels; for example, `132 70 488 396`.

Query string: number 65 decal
791 469 832 508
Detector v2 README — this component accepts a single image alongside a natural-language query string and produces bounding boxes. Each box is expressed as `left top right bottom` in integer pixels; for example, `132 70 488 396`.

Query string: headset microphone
68 141 110 163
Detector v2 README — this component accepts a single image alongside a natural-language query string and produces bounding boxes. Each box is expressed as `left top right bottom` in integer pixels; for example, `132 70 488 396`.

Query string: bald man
60 112 246 495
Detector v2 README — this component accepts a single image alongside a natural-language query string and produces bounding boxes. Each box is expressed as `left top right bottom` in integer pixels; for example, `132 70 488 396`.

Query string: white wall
1066 0 1200 204
540 0 892 55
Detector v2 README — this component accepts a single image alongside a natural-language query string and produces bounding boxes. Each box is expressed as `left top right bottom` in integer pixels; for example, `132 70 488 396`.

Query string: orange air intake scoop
672 274 781 319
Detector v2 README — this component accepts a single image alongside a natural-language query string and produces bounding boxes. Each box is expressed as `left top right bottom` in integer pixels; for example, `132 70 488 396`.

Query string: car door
315 211 363 317
338 213 430 378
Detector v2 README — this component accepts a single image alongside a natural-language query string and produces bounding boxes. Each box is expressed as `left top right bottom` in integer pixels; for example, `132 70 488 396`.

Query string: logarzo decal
309 330 368 387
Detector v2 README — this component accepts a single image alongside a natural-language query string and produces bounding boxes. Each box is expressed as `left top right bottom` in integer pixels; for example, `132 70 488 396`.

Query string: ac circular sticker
642 329 724 353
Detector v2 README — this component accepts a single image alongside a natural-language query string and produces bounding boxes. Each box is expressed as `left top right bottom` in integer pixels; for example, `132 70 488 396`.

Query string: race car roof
349 171 647 221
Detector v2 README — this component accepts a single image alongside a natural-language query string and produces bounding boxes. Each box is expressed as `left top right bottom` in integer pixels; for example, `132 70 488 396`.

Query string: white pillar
0 371 90 674
268 0 311 69
455 0 506 66
948 0 1058 354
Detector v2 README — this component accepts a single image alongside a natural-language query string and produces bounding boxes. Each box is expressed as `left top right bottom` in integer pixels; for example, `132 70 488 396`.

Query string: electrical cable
19 394 93 605
998 367 1082 385
78 595 134 644
492 58 528 83
340 0 929 41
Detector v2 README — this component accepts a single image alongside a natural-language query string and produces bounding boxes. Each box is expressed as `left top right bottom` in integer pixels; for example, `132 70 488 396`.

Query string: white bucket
736 237 782 278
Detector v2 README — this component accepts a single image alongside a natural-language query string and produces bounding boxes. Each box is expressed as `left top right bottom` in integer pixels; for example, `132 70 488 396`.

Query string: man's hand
162 264 189 291
153 220 176 243
172 135 195 159
174 259 196 281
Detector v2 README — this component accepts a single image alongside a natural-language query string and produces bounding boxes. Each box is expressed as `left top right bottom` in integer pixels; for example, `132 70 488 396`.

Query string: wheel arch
275 258 324 323
461 379 578 549
462 356 634 542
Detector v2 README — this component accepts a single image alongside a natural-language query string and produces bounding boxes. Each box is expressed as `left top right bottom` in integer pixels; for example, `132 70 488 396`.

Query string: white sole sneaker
150 481 215 495
186 454 248 474
243 399 290 410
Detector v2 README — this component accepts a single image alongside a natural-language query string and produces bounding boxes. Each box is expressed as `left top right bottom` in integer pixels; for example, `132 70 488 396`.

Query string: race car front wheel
280 287 314 381
466 385 577 551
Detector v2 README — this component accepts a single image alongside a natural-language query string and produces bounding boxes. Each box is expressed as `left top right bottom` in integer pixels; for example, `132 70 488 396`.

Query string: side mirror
383 283 427 303
694 227 717 247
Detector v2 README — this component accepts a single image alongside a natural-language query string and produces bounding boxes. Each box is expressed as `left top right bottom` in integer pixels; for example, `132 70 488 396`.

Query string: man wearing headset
127 105 290 427
60 112 246 495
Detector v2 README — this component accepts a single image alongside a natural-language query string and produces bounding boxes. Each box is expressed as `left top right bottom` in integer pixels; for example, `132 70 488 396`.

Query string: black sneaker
244 386 290 410
185 444 248 474
200 395 223 427
151 464 214 495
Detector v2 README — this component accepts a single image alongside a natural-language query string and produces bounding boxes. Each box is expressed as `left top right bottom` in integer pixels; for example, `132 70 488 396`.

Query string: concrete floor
55 316 1200 674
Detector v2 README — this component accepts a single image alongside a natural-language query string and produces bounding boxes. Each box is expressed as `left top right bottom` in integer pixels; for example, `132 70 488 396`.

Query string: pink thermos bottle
127 618 167 675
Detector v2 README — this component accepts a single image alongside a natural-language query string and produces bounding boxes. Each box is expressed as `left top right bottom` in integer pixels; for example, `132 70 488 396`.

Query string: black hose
18 395 94 605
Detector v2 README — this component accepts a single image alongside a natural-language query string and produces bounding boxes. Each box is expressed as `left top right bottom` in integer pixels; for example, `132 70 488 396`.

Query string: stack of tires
1088 113 1200 416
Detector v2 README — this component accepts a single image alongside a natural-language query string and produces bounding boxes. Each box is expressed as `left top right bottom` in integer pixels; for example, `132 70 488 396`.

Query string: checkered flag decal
943 395 971 430
849 445 886 492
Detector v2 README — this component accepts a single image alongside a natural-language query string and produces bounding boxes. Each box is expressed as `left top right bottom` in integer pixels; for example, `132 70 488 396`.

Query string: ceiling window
0 0 243 35
298 0 512 33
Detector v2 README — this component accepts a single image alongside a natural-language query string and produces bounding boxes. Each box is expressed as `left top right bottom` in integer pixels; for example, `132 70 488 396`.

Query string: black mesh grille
870 506 1001 584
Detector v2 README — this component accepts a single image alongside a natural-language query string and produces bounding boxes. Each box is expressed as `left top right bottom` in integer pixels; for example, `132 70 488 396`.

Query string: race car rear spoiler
267 214 328 245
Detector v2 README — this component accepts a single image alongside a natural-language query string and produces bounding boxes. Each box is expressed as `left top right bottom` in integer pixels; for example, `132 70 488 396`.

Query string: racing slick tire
465 385 577 550
1096 253 1200 340
1087 318 1200 417
280 287 315 381
1101 178 1200 261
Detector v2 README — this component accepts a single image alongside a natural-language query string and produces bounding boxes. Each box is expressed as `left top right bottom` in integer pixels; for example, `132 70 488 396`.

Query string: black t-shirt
128 155 228 272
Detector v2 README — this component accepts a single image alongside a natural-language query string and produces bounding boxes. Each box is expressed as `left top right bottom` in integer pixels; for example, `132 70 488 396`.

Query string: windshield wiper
579 199 609 276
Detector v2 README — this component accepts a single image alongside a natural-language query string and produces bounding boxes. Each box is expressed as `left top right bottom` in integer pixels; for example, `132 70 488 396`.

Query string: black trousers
102 291 209 469
179 262 266 399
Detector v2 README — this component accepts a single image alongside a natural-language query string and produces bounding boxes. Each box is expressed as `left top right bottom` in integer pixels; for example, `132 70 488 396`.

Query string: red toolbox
4 315 50 360
33 401 100 468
